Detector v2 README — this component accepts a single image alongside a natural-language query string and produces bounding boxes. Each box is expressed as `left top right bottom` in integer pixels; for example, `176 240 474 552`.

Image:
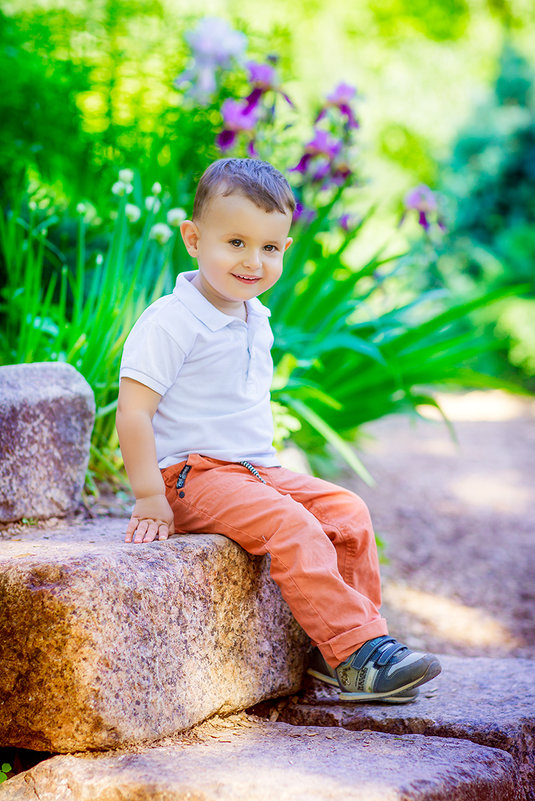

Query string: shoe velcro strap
350 636 395 670
375 641 407 667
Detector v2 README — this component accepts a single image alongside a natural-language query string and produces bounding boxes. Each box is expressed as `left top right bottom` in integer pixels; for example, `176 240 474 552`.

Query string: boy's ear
284 237 293 252
180 220 200 256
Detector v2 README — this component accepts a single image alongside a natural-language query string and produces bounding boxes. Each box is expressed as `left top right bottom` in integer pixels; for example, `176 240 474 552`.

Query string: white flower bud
76 203 86 215
112 181 133 196
125 203 141 223
149 222 173 245
145 196 161 213
167 207 187 227
151 182 162 195
96 253 104 265
118 168 134 184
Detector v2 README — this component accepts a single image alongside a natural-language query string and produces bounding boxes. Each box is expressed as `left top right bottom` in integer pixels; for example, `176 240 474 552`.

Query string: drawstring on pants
239 460 267 484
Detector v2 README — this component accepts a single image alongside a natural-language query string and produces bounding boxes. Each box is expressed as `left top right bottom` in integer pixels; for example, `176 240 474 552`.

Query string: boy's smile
180 192 293 318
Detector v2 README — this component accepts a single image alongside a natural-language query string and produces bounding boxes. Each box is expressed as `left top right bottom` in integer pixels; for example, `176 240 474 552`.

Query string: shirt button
178 491 185 498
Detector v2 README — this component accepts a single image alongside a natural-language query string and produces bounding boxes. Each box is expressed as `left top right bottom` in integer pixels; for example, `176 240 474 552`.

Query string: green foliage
368 0 470 40
265 199 520 480
0 181 187 480
429 42 535 387
0 10 94 200
0 10 530 488
0 763 11 783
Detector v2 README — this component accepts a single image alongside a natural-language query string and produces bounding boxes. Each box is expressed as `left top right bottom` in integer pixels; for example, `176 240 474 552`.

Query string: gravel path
339 390 535 660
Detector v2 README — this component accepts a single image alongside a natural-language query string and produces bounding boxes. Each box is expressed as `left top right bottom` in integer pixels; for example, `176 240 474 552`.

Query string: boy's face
180 192 293 316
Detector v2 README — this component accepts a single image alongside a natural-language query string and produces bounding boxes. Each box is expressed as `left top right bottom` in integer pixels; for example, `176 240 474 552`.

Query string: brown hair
192 158 296 220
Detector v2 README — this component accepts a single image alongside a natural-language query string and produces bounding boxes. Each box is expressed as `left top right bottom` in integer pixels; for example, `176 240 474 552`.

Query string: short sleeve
120 321 187 396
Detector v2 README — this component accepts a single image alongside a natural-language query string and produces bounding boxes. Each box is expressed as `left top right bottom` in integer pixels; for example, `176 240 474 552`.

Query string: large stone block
0 362 94 522
261 654 535 800
0 518 308 752
0 717 520 800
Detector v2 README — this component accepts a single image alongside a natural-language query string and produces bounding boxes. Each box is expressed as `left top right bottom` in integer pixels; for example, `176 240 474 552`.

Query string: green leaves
266 212 524 476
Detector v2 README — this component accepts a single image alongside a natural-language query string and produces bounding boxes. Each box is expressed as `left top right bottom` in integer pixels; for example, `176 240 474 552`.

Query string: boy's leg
162 455 388 668
265 466 380 601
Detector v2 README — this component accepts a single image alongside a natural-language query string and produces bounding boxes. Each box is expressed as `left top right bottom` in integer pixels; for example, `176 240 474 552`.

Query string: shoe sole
337 658 442 702
306 668 420 704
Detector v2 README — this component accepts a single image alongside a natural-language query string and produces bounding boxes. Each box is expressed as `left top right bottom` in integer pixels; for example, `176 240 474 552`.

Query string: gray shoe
307 647 420 704
308 636 441 703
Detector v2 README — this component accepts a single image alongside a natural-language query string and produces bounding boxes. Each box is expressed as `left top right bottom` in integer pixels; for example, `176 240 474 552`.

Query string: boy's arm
116 377 175 544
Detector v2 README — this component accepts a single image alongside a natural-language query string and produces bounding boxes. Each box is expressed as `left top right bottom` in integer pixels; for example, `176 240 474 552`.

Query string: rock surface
257 654 535 800
0 518 308 752
0 362 95 523
0 716 520 801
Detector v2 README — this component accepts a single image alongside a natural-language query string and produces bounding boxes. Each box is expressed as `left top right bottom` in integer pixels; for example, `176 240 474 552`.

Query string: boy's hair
192 158 296 220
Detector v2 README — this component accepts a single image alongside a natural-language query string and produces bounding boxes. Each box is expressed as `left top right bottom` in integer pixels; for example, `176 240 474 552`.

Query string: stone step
254 654 535 801
0 362 94 523
0 518 307 752
0 715 521 800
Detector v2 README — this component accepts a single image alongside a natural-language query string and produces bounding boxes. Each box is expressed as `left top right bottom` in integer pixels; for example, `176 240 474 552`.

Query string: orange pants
162 453 388 668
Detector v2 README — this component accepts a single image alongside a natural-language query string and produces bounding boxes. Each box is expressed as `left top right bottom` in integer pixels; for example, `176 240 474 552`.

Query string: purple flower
221 98 257 130
338 213 354 231
402 184 444 232
316 82 360 129
404 184 438 213
290 129 341 176
216 98 257 151
292 202 317 225
243 60 293 112
247 61 277 89
328 82 357 105
185 17 247 66
175 18 247 105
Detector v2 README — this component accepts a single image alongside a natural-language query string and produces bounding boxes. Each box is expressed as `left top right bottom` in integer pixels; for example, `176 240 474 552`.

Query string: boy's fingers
133 520 149 543
125 517 140 543
143 521 159 543
158 523 169 540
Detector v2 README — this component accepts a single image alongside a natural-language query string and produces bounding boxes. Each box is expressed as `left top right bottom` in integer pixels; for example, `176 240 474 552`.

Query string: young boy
116 157 441 703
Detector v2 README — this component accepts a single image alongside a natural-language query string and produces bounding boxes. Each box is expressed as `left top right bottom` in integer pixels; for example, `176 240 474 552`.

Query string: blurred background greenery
1 0 534 488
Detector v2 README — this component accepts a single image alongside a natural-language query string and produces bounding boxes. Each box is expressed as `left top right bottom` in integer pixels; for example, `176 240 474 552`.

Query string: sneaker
307 647 420 704
308 637 441 703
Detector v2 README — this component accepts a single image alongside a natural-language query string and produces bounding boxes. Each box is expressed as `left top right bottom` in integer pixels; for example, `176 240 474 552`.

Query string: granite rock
0 362 94 522
0 717 520 801
0 518 308 752
259 655 535 800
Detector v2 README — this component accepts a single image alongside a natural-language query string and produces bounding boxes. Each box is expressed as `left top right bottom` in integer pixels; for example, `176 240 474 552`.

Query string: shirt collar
173 270 271 331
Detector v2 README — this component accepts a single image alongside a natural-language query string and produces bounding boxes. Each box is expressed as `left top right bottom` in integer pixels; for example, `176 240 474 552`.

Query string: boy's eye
264 244 278 252
229 239 243 248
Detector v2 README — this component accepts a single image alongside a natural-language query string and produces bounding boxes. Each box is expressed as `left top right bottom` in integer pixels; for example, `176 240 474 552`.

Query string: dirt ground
338 390 535 661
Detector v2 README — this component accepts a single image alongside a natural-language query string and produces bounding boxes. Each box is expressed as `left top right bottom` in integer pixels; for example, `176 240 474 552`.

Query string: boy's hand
125 494 175 544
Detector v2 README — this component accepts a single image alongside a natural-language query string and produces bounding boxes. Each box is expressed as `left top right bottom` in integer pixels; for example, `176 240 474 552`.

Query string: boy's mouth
232 274 261 284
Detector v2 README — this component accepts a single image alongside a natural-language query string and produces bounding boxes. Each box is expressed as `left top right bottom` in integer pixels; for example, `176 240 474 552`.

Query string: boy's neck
190 273 248 321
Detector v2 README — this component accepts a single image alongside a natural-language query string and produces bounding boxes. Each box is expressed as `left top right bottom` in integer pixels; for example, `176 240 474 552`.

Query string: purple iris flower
216 98 257 151
316 82 360 129
403 184 438 231
243 61 294 112
290 129 341 175
247 61 277 88
186 17 247 66
292 202 316 225
175 18 247 106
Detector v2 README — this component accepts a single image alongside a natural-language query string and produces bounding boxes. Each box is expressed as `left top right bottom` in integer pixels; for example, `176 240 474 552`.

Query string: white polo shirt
120 270 280 468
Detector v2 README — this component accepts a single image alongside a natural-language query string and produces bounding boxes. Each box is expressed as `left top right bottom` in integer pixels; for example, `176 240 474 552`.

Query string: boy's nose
243 250 262 269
